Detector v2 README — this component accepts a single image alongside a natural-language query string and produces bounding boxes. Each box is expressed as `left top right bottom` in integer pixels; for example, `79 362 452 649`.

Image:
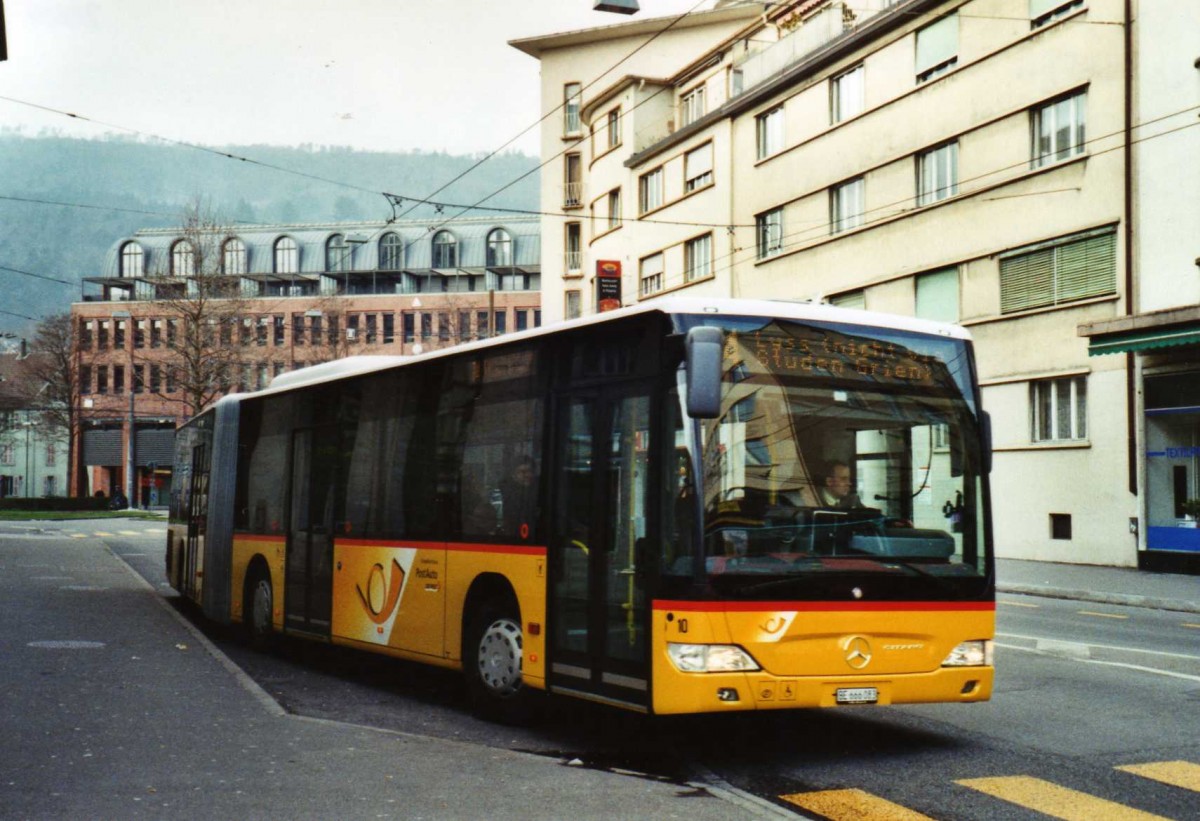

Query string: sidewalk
997 558 1200 614
0 532 786 821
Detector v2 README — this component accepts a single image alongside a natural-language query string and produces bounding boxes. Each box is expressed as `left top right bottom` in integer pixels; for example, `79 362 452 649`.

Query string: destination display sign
726 321 956 391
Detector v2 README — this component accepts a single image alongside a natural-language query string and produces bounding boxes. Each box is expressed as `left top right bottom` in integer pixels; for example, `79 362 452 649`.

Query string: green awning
1088 326 1200 356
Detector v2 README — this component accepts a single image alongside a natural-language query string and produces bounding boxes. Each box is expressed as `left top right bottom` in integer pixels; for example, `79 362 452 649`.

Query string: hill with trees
0 132 540 336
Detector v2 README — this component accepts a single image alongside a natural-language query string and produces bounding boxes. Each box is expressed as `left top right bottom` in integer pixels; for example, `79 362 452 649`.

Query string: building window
223 237 246 275
756 208 784 259
166 366 176 394
432 231 458 268
564 82 582 136
0 444 12 465
1049 513 1073 540
830 290 866 310
150 319 163 348
915 13 958 83
831 65 864 123
120 242 144 278
274 236 298 274
684 143 713 192
685 234 712 283
639 167 663 214
379 233 403 271
607 188 622 231
402 313 415 343
680 84 706 127
45 443 56 467
114 320 126 349
97 365 108 395
326 234 349 272
831 177 865 234
134 320 146 349
515 309 529 332
606 107 622 151
564 153 582 208
1032 375 1087 442
728 67 744 98
756 106 784 160
494 311 507 335
1031 0 1083 28
273 315 285 346
79 320 93 350
486 229 513 267
565 290 582 320
917 141 959 206
171 240 195 277
80 365 92 395
383 313 395 344
113 365 125 394
915 268 960 323
999 228 1116 313
564 222 582 274
640 253 664 297
150 364 162 393
1032 90 1087 168
97 321 109 350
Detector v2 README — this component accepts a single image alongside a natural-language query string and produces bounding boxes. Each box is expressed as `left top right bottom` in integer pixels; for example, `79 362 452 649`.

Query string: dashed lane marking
780 788 935 820
1115 761 1200 792
956 776 1172 820
92 531 115 537
1078 610 1129 620
998 600 1040 608
69 533 88 539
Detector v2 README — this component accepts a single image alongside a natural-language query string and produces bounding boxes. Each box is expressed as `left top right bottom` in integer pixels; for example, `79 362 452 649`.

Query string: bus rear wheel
245 567 274 649
465 600 536 723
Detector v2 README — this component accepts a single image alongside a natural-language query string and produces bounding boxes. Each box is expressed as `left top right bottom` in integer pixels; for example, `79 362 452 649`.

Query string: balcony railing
563 182 583 208
564 250 582 273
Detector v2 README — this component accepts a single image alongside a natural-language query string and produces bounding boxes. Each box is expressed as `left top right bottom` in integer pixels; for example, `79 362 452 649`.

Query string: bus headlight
941 640 993 667
667 643 760 673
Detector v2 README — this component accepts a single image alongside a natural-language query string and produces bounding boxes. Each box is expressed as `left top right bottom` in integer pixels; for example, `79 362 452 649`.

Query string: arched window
432 231 457 269
274 236 298 274
379 233 403 271
223 237 247 275
486 228 513 267
120 242 144 278
326 233 349 272
171 240 195 277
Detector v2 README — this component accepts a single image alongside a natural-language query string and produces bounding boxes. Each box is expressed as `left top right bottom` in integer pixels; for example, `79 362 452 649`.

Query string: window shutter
1055 231 1116 303
1000 247 1054 313
686 143 713 178
915 14 958 75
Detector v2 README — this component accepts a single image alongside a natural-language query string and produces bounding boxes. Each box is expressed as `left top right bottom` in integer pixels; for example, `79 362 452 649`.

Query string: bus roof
232 297 973 402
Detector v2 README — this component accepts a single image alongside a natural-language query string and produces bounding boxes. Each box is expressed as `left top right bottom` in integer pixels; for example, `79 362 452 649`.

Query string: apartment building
0 351 69 499
513 0 1194 570
71 216 541 502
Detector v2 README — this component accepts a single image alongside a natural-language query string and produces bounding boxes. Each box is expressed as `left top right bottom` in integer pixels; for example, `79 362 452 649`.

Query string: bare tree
141 200 262 417
17 313 80 490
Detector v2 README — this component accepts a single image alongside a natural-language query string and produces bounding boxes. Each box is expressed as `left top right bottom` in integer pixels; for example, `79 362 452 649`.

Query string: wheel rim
251 578 272 636
477 617 523 697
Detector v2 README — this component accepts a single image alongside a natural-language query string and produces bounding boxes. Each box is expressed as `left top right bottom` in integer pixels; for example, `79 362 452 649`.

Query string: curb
997 583 1200 614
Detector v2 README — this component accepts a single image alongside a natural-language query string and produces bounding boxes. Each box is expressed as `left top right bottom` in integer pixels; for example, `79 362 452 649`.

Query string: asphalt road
22 519 1200 820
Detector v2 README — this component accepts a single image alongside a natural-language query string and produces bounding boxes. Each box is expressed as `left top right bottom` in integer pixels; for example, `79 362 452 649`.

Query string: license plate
836 687 878 705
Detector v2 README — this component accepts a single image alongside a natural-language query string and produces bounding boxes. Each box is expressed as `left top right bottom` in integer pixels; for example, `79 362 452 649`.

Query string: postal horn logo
356 559 405 624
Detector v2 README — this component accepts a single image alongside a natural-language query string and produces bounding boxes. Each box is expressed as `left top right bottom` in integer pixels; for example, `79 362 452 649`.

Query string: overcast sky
0 0 707 155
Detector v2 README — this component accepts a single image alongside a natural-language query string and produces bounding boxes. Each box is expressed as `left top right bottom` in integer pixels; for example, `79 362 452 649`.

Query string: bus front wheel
245 567 274 649
465 599 536 723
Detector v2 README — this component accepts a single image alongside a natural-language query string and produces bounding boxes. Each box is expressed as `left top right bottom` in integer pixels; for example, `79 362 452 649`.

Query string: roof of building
99 215 541 279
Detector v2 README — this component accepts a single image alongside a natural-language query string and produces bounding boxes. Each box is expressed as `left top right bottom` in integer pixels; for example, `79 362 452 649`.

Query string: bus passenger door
549 386 653 708
183 441 210 602
285 427 336 635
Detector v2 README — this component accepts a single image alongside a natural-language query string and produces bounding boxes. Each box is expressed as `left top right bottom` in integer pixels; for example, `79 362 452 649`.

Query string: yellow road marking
780 788 936 820
1181 623 1200 630
1078 610 1128 620
999 600 1040 608
69 533 87 539
1117 760 1200 792
93 531 114 537
957 776 1171 820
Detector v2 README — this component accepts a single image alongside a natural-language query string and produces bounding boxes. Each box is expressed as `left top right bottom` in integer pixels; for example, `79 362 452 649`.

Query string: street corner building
510 0 1199 574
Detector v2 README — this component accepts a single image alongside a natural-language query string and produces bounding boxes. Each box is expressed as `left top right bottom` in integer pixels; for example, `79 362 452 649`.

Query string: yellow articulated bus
166 297 994 720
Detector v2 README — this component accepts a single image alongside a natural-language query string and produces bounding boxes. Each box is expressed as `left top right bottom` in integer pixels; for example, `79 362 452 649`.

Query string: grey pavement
0 531 786 821
997 557 1200 614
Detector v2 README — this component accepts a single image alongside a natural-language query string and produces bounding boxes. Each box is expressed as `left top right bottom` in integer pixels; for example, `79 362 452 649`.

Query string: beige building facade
513 0 1191 570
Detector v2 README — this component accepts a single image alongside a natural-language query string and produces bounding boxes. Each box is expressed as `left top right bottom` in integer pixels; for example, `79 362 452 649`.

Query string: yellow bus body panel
651 601 994 714
230 535 286 630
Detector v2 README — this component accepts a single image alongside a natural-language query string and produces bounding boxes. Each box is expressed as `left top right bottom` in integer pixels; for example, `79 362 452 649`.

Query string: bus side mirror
686 326 723 419
980 410 993 475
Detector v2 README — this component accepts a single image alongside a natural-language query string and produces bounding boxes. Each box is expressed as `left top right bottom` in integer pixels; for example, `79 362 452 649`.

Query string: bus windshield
676 315 990 601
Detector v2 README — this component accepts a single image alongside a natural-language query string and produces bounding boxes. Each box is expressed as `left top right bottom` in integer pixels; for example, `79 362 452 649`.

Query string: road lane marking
957 776 1171 820
780 789 935 820
118 530 141 536
1182 624 1200 630
999 600 1040 608
92 531 114 537
1116 761 1200 792
1078 610 1129 620
69 533 88 539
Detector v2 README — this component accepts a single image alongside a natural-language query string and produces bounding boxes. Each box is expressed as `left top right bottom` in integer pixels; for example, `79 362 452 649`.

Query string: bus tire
244 565 275 650
464 598 536 724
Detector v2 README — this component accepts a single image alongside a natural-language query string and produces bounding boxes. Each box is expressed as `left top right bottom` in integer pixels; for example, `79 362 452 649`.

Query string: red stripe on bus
652 600 995 613
333 538 546 557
